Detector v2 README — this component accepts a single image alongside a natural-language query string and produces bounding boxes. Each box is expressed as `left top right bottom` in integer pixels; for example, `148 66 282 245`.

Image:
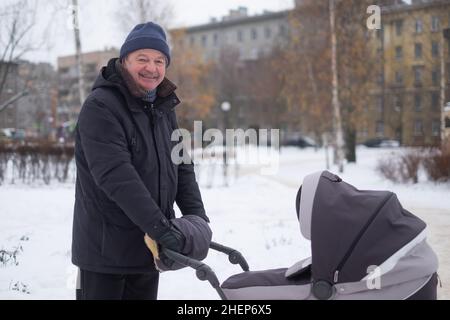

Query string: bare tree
442 28 449 141
330 0 345 172
166 29 215 130
212 46 246 129
71 0 86 106
115 0 174 34
0 0 46 113
335 0 377 163
280 1 333 146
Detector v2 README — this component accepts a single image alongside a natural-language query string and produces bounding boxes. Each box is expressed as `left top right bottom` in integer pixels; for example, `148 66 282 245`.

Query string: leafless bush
423 140 450 182
0 140 75 185
376 150 423 184
376 156 401 183
0 143 12 184
378 143 450 184
399 151 422 184
0 245 22 267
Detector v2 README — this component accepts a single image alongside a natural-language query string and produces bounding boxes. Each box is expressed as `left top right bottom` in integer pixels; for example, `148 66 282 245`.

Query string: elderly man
72 22 209 300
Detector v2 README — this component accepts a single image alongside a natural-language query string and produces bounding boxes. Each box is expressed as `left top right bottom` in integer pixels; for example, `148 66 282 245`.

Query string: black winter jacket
72 58 208 274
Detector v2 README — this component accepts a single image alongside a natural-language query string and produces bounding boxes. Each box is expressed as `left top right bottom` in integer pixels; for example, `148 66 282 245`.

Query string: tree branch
0 90 29 114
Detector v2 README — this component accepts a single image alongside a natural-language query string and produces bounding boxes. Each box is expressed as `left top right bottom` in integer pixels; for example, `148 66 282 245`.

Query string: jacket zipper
333 192 394 283
131 126 139 153
147 103 162 206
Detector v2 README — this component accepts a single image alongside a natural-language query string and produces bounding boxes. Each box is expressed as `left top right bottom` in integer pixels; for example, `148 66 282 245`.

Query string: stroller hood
220 170 437 300
296 171 428 285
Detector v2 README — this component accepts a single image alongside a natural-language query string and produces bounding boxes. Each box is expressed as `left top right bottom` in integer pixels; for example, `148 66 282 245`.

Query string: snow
0 146 449 300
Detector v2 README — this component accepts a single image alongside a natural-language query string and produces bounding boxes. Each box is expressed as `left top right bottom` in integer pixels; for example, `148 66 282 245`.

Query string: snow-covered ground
1 146 449 300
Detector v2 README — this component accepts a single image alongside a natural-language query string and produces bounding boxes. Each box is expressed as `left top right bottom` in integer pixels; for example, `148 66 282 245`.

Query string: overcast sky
22 0 294 67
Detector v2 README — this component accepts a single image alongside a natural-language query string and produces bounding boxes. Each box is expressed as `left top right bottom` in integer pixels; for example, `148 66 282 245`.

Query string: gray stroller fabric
220 170 439 300
222 268 312 300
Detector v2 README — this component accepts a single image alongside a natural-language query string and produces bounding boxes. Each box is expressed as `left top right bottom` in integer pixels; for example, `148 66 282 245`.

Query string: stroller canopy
295 171 436 298
220 170 438 300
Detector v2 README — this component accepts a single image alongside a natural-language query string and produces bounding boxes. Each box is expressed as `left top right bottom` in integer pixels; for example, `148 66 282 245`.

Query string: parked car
0 128 26 141
0 130 7 142
362 138 400 148
283 135 317 148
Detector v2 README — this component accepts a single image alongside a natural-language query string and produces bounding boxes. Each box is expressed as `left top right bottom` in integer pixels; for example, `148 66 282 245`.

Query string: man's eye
138 59 148 63
155 60 164 65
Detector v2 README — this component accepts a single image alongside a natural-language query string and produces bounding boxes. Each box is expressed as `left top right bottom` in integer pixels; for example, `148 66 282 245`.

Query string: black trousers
76 269 160 300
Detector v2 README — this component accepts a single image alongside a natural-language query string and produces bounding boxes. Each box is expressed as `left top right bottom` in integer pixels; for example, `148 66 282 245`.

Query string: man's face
123 48 166 91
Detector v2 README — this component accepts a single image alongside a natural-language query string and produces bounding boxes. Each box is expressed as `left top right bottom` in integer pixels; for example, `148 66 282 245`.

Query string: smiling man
72 22 209 300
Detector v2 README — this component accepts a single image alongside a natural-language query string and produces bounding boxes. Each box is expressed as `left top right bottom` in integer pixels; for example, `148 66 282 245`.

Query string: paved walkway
412 207 450 300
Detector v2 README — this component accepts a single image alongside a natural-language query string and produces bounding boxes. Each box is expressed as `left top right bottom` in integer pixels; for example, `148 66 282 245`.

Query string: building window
432 42 440 59
395 20 403 36
265 27 271 39
360 127 368 138
414 120 423 136
393 95 402 112
250 48 259 60
415 43 422 59
415 19 423 33
395 71 403 84
376 121 384 137
431 16 440 32
415 94 422 112
432 69 439 86
279 24 287 36
376 27 384 39
201 35 207 47
431 92 440 110
377 73 384 85
251 28 258 40
237 30 243 42
189 36 195 46
448 63 450 83
414 66 423 85
395 46 403 60
376 96 383 113
213 33 218 46
432 120 440 137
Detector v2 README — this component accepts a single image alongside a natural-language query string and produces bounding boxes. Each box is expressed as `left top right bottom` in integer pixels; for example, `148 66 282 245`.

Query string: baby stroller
162 170 439 300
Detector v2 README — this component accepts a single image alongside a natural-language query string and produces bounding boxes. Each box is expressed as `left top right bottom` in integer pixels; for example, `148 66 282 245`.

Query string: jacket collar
157 78 177 98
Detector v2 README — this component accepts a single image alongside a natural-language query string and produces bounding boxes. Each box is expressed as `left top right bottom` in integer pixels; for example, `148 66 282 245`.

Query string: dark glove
156 225 186 253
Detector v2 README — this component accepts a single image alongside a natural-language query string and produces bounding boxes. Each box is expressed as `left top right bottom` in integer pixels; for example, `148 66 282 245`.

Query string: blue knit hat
120 22 171 66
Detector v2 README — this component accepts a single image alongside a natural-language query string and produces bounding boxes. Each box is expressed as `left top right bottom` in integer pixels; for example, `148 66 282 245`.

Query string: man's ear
121 56 128 67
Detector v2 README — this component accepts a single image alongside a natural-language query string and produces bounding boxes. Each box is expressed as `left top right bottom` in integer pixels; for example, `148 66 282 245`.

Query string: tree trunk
0 90 28 114
441 28 448 143
345 127 356 163
329 0 345 173
72 0 85 107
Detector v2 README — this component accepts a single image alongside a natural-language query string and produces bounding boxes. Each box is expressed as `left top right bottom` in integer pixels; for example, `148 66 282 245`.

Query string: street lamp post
221 101 231 187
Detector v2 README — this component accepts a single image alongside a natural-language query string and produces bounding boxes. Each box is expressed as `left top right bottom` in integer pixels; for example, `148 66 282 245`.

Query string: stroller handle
209 241 249 271
160 242 249 300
